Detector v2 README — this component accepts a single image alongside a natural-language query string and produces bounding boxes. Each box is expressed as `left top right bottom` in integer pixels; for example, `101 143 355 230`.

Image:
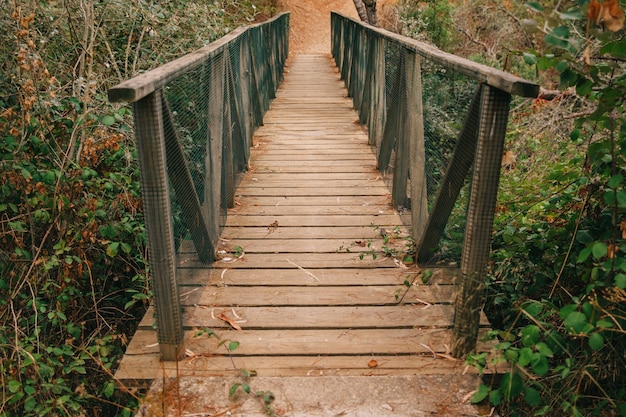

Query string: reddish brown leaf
218 313 242 331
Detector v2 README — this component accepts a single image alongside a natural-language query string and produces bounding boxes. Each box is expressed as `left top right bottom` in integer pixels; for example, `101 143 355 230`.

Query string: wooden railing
108 13 289 360
331 12 539 357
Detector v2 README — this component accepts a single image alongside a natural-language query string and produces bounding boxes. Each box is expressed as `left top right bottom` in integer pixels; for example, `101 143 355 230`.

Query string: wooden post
405 51 428 244
417 86 482 262
452 86 511 357
133 90 184 360
205 52 226 241
368 35 385 151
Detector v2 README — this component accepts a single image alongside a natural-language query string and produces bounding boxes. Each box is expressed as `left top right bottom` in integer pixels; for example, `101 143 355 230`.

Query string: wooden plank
195 285 440 307
176 267 439 286
232 195 392 206
223 214 403 227
141 303 489 329
227 205 399 215
219 226 408 240
236 180 388 188
115 354 478 381
216 238 408 253
240 172 386 181
235 186 389 197
126 328 495 356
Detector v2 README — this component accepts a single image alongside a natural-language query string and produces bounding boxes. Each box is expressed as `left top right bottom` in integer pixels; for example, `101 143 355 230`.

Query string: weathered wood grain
117 54 491 386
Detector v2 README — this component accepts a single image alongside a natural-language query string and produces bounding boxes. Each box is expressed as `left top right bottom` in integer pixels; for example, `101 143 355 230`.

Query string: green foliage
398 0 456 49
0 0 276 415
470 1 626 416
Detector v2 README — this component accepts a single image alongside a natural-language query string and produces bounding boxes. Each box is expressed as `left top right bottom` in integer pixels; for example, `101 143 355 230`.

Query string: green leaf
104 381 115 398
101 115 116 126
564 311 587 333
8 380 21 393
524 386 542 406
522 300 543 318
228 341 240 352
577 246 592 263
531 352 549 376
535 342 553 357
471 384 490 403
501 372 524 400
106 242 120 258
521 325 540 347
552 26 570 38
600 39 626 59
617 191 626 208
526 2 544 12
21 167 32 180
518 347 533 367
229 383 241 397
615 273 626 289
523 53 537 65
608 174 623 189
588 333 604 351
591 242 607 260
489 388 502 406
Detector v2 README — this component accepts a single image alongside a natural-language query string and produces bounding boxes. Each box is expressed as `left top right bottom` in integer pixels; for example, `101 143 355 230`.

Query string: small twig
286 259 321 282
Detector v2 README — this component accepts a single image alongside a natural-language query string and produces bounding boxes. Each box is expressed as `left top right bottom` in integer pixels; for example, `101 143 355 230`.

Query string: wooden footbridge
109 11 538 415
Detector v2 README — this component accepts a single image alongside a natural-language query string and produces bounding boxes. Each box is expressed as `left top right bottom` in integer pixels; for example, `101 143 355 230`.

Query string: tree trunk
352 0 370 23
363 0 378 26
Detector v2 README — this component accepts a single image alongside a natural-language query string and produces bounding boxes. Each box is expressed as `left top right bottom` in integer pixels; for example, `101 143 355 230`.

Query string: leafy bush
0 0 276 415
466 1 626 416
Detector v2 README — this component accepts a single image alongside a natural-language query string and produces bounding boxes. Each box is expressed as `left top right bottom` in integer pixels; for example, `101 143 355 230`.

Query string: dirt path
277 0 360 54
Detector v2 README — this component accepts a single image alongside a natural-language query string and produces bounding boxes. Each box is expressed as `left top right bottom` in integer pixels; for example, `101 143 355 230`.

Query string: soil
277 0 360 53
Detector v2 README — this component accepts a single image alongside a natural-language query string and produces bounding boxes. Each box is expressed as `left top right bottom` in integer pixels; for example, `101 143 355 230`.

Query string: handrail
108 12 289 360
109 12 289 103
332 13 538 98
331 12 539 357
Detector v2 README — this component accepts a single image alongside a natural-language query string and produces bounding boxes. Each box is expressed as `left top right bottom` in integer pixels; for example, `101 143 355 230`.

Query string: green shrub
470 1 626 416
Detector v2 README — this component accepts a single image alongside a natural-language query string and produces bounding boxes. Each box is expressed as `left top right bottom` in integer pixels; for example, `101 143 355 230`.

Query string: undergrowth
0 0 277 415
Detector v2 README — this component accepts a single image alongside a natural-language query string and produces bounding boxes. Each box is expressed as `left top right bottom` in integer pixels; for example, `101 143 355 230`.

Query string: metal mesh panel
330 12 525 266
160 15 289 264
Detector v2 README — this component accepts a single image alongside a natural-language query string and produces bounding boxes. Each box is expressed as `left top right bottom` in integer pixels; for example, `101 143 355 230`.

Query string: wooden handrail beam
108 12 290 103
331 12 539 98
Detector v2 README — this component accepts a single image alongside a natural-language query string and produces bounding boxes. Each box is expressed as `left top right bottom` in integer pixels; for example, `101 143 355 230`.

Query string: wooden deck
116 54 493 385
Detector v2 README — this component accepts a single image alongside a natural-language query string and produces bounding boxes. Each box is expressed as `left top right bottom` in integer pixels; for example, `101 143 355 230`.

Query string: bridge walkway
119 53 494 417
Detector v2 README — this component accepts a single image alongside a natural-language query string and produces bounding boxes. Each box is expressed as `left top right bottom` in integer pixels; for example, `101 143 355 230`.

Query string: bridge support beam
134 90 185 361
452 86 511 358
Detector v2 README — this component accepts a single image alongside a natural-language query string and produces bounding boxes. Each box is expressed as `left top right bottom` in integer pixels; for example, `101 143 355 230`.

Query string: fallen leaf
218 313 242 331
367 359 378 368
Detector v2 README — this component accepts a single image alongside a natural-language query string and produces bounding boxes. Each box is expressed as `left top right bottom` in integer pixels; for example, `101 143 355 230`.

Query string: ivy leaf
521 325 540 347
103 381 115 398
8 380 21 393
518 347 533 367
616 273 626 289
524 386 542 406
523 52 537 65
526 2 544 12
501 372 524 400
531 352 549 376
564 311 587 333
106 242 120 258
471 384 490 403
608 174 623 189
591 242 607 260
588 333 604 351
600 39 626 58
101 115 116 126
